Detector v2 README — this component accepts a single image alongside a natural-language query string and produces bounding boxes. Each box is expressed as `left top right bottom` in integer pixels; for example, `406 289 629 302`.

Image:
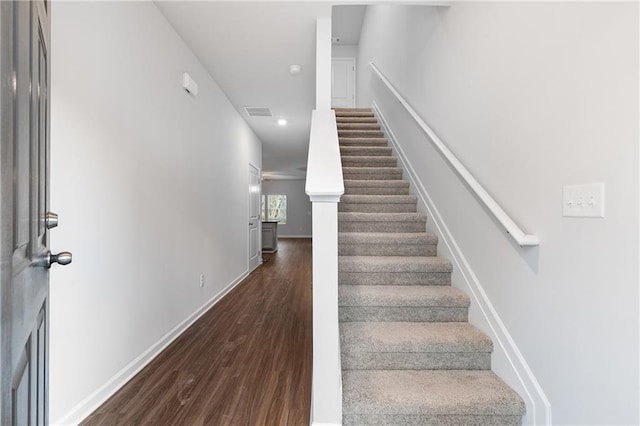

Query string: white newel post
309 199 342 425
306 15 343 426
306 108 343 425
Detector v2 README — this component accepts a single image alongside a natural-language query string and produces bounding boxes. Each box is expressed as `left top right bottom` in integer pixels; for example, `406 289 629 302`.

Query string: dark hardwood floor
82 238 312 426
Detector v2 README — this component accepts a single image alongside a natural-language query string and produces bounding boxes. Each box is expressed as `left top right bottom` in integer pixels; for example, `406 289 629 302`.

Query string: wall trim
373 102 552 425
52 269 251 426
278 235 312 239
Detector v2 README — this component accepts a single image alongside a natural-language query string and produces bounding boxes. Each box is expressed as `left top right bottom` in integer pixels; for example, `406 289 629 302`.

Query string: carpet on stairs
334 107 525 425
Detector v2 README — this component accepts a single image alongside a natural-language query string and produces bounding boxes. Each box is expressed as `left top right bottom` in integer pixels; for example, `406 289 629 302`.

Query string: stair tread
342 370 526 416
339 256 452 273
341 155 395 161
339 232 436 244
339 137 388 145
338 212 426 222
339 285 469 307
334 108 372 112
343 166 402 171
344 180 409 188
341 322 492 353
338 123 381 130
340 147 392 155
342 157 398 167
341 195 417 204
339 130 385 137
336 117 378 123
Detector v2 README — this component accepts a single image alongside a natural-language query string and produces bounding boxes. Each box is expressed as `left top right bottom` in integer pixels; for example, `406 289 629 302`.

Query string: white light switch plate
562 182 605 218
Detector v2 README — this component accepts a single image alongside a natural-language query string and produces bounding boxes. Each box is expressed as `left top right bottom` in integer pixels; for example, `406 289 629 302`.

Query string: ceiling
156 2 332 180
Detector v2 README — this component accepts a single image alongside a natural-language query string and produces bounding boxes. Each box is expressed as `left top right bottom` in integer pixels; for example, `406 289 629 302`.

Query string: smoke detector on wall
331 37 342 44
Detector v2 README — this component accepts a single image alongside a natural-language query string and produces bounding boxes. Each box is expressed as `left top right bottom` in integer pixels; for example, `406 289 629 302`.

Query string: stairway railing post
306 108 343 425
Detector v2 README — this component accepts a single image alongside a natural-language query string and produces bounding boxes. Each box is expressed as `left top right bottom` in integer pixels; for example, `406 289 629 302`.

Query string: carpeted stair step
342 370 526 426
339 195 417 213
337 116 378 124
334 108 374 118
341 322 492 370
338 212 426 233
338 123 381 131
339 256 452 285
339 285 470 322
339 137 388 147
339 129 385 138
343 167 403 180
344 180 410 196
339 232 436 256
341 156 398 168
340 146 393 157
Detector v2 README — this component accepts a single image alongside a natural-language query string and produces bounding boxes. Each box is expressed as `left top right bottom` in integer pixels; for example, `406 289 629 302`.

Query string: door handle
32 251 72 269
45 212 59 229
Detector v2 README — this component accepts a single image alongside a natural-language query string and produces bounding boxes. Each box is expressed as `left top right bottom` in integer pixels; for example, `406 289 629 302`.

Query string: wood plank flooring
81 238 312 426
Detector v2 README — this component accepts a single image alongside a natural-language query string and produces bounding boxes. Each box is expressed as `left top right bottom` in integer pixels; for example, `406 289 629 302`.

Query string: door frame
248 163 262 272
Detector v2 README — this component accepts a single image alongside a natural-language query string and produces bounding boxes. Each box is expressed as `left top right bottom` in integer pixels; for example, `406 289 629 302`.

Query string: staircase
335 108 526 425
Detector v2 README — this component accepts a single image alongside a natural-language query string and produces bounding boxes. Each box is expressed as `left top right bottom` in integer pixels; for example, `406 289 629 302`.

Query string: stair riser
339 130 385 138
342 158 398 167
339 272 451 286
343 170 403 180
343 414 523 426
339 222 425 233
340 148 393 156
339 244 436 256
339 307 468 323
344 187 411 195
341 352 491 371
339 203 417 213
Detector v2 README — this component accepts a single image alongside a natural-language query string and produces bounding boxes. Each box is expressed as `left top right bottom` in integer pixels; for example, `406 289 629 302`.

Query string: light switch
562 182 605 218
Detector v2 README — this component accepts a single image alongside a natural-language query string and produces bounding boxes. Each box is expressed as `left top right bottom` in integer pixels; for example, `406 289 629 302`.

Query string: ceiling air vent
244 107 272 117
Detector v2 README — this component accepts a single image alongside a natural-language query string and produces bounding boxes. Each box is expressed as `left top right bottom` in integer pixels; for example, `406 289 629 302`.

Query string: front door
248 164 261 272
1 2 70 424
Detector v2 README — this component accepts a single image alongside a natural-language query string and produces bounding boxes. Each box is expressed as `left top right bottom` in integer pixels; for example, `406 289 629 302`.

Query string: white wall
49 2 262 423
332 44 358 59
263 179 312 237
357 3 638 425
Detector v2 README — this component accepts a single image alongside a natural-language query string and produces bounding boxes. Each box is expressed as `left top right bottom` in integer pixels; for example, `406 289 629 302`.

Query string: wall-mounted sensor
182 73 198 96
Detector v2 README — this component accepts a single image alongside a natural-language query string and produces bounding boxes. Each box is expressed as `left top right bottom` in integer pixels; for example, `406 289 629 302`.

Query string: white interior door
248 164 261 272
331 57 356 108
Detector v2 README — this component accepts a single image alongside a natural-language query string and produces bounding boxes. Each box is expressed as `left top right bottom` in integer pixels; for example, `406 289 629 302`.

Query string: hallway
81 239 312 425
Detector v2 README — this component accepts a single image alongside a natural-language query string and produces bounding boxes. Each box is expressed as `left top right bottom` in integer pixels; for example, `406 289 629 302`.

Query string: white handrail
370 62 539 247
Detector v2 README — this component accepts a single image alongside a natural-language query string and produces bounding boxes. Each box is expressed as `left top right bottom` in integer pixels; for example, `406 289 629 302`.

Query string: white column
316 17 332 110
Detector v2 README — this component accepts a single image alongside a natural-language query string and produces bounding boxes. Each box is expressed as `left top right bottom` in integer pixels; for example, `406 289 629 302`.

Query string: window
261 194 287 224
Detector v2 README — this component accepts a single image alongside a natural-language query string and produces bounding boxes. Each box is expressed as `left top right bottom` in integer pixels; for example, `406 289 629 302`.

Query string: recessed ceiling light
278 119 287 126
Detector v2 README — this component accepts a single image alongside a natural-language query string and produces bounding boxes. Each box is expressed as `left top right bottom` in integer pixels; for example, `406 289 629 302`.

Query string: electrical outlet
199 273 205 288
562 183 605 218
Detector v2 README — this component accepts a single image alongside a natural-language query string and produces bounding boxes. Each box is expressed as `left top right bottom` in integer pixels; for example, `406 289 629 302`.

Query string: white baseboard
52 269 251 426
373 102 552 425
